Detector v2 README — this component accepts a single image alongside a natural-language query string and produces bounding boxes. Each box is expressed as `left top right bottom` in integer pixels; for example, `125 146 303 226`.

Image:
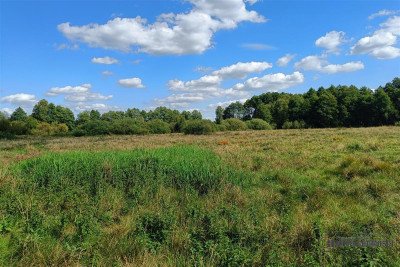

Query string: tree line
0 77 399 137
217 77 400 129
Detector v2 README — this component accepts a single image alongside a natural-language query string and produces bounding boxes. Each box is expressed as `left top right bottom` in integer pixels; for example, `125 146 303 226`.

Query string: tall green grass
15 146 246 196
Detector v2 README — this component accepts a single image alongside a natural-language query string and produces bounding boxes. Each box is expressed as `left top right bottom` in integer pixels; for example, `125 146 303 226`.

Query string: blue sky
1 0 400 119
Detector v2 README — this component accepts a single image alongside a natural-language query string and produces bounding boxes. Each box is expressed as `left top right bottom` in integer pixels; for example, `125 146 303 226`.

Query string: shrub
10 121 28 135
0 119 10 132
77 120 110 136
147 119 171 134
215 123 227 132
395 121 400 126
282 121 293 129
32 122 52 135
245 119 272 130
222 118 247 131
182 120 215 135
54 123 69 134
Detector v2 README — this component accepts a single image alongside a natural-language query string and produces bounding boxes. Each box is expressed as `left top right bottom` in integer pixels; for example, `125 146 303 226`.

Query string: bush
395 121 400 126
10 121 28 135
78 120 110 136
32 122 52 135
282 121 293 129
182 120 215 135
54 123 69 134
222 118 247 131
246 119 272 130
0 119 10 132
147 119 171 134
215 123 227 132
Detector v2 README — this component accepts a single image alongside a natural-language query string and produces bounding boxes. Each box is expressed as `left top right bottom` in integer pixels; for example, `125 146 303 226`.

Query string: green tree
253 103 272 123
223 102 245 119
10 107 27 122
315 91 339 127
373 88 397 125
76 111 90 125
215 106 223 124
90 110 101 121
32 99 50 122
191 110 202 120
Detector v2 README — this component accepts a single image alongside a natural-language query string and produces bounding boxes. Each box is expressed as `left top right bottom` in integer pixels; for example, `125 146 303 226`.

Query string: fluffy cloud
277 54 296 67
167 75 221 92
58 0 265 55
46 83 113 102
0 93 39 108
294 55 364 74
368 9 397 20
320 62 365 74
167 61 271 93
64 92 112 102
46 83 92 96
156 61 272 108
350 31 397 55
232 72 304 91
91 56 120 64
315 31 348 54
211 61 272 79
71 103 121 113
351 16 400 59
117 78 146 88
369 46 400 59
242 43 274 50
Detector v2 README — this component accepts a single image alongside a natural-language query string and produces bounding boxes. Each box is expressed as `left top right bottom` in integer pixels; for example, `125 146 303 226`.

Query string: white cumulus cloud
46 83 113 102
351 16 400 59
0 93 39 108
232 72 305 91
117 77 146 88
294 55 364 74
58 0 266 55
91 56 120 64
315 31 349 54
277 54 296 67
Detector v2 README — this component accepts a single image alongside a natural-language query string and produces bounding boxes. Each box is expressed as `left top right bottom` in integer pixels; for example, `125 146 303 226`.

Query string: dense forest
1 77 399 137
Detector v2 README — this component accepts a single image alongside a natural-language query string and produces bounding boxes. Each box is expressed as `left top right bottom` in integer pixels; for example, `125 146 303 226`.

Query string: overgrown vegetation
0 127 399 266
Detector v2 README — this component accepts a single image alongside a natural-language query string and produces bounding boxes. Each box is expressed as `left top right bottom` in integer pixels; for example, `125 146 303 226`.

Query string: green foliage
9 121 28 135
10 107 27 122
222 118 247 131
215 106 223 124
182 120 215 135
223 102 245 119
147 119 171 134
245 119 272 130
74 120 110 136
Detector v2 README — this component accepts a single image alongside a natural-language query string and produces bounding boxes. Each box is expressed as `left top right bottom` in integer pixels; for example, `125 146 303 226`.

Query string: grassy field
0 127 399 266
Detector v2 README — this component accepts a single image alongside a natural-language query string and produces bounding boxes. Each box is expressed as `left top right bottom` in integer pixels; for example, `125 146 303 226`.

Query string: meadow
0 126 399 266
